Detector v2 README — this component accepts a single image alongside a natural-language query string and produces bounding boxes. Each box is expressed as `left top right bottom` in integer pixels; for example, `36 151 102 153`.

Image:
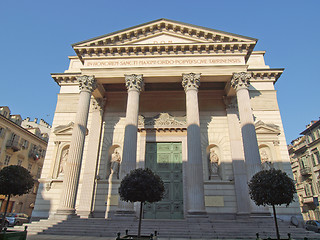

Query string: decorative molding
125 74 144 92
138 113 186 131
77 75 97 93
231 72 252 91
182 73 201 91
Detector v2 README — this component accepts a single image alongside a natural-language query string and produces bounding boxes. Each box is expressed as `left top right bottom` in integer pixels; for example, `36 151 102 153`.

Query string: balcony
6 139 20 152
300 167 312 176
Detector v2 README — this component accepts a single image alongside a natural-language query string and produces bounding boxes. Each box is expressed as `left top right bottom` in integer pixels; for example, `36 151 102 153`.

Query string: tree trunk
138 201 144 238
0 194 11 231
272 204 280 240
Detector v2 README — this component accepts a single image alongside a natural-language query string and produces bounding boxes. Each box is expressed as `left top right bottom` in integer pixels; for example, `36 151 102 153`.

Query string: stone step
13 217 320 239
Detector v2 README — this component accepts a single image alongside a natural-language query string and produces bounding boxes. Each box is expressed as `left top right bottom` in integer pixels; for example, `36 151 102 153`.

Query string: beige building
0 106 49 216
33 19 301 223
289 120 320 220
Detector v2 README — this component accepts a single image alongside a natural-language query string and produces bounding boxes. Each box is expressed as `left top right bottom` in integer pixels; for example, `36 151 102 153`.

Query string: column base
76 210 93 218
54 208 78 220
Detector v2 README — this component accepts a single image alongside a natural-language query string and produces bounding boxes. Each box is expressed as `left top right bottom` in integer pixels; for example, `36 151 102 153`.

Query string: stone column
117 74 144 214
231 72 262 179
77 98 105 218
182 73 206 217
56 75 97 216
231 72 268 215
225 97 250 216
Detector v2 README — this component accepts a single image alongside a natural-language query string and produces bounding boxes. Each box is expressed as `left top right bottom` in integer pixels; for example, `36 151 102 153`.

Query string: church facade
33 19 301 221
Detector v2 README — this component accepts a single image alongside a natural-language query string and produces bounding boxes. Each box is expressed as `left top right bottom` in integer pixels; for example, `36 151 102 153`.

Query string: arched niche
259 144 274 170
206 144 221 180
53 143 70 179
107 145 121 180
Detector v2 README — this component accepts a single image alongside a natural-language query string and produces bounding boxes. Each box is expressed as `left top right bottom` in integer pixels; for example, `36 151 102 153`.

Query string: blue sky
0 0 319 143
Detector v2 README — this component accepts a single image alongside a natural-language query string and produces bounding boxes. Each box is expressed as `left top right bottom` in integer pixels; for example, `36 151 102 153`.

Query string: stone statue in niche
260 149 273 170
58 148 69 177
110 149 121 180
208 148 219 179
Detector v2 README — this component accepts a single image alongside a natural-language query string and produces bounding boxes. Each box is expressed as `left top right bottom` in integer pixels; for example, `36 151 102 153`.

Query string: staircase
14 217 320 239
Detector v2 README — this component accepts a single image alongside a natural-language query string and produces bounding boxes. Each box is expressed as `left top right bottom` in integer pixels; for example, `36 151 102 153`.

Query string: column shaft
117 74 143 214
57 76 96 216
182 73 206 216
231 72 269 215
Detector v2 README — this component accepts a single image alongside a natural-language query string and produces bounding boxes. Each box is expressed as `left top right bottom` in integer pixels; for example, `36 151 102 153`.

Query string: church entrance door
144 142 183 219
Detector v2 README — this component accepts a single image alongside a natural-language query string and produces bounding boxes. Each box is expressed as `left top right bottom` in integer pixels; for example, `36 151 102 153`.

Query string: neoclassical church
33 19 301 222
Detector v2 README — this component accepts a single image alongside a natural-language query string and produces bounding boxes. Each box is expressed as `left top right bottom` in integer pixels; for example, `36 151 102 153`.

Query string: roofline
300 120 320 135
71 18 258 47
0 114 48 145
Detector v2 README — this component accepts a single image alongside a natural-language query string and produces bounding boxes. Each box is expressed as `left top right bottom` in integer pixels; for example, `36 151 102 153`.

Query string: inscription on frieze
85 56 243 68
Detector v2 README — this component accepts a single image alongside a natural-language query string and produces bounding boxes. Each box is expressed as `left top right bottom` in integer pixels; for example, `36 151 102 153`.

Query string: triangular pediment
255 121 280 135
73 18 256 48
127 32 202 45
53 122 74 135
54 122 89 136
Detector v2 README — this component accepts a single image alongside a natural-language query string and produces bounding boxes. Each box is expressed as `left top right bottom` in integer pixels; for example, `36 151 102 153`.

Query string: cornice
74 42 255 62
51 73 81 86
249 68 284 83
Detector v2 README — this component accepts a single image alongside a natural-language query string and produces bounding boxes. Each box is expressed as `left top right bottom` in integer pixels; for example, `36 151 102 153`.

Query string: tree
119 168 165 238
248 169 296 240
0 165 34 231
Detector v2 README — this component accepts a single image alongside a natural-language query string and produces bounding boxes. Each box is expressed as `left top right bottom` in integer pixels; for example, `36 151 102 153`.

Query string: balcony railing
6 139 20 152
300 167 312 176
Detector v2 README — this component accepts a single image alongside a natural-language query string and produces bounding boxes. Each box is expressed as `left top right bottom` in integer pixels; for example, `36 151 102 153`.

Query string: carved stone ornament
77 75 97 93
223 96 238 110
125 74 144 92
231 72 252 91
91 97 106 111
138 113 186 129
182 73 201 91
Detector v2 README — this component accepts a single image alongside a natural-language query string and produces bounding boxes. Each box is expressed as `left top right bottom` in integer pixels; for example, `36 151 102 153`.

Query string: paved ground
26 234 246 240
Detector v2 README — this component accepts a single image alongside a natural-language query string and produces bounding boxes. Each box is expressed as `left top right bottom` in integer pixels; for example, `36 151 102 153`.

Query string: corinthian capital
77 75 97 93
125 74 144 92
231 72 252 91
182 73 201 92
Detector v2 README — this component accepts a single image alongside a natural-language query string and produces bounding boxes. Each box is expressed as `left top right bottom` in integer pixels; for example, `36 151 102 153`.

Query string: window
305 183 313 196
17 159 22 166
0 127 5 138
36 166 42 178
20 139 29 149
313 151 320 166
28 163 32 171
4 155 11 165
